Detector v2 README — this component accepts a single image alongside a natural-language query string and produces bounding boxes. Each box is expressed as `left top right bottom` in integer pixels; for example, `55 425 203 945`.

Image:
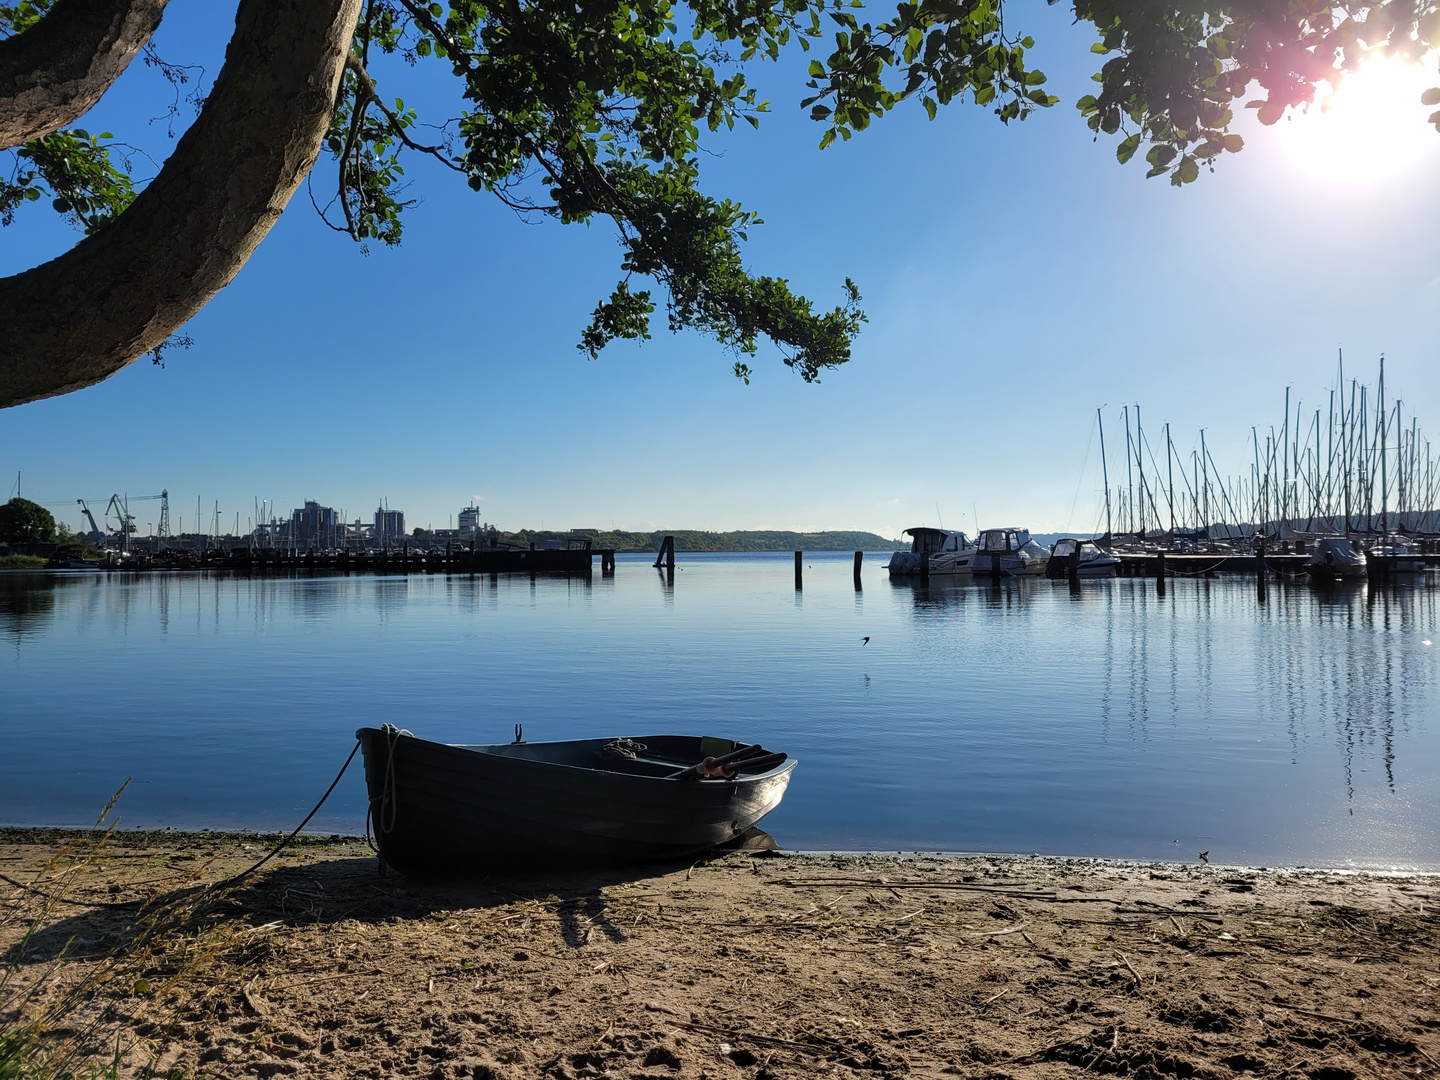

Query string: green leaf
1115 132 1141 164
1256 100 1284 125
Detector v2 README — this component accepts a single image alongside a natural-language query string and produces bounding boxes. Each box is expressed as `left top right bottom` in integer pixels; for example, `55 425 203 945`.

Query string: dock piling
1256 541 1267 603
853 550 863 590
795 550 803 590
1156 552 1166 597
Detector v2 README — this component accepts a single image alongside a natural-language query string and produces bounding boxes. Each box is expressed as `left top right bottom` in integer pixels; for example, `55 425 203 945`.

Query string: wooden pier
1114 553 1309 576
102 546 617 575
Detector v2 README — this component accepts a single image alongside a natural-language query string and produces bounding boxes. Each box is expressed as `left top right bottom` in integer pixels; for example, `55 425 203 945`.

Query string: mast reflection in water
2 554 1436 869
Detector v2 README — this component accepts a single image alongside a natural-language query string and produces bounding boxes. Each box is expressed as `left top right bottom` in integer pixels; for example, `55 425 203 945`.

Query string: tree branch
0 0 169 150
0 0 365 408
346 55 462 172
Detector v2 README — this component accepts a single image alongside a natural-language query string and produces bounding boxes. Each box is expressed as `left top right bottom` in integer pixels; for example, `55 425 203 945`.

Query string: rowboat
357 727 796 873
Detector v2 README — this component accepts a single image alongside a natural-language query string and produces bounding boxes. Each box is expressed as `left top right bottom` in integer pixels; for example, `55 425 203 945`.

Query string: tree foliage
0 497 56 543
1 0 1438 397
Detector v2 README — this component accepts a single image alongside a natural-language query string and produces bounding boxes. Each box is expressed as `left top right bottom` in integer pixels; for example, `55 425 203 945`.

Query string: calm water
3 555 1438 869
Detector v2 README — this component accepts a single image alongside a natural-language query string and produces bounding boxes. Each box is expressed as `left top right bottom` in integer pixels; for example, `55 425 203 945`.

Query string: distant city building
458 506 481 535
291 501 337 545
375 507 405 543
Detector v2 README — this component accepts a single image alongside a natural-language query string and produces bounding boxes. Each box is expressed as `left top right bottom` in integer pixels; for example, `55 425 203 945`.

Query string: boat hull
926 552 974 574
1045 560 1118 579
358 728 795 874
971 553 1046 576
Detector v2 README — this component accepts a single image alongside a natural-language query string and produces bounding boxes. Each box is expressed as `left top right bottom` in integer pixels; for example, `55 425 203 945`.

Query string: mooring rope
0 738 363 907
218 737 362 889
377 723 412 836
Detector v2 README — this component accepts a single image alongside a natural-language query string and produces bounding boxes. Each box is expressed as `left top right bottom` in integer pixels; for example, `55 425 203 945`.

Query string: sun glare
1277 54 1440 183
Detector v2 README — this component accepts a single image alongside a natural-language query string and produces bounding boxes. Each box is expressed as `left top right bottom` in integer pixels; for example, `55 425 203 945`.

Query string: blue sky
2 1 1439 539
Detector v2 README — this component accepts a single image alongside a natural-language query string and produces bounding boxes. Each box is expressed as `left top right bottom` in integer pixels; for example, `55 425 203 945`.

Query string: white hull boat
1366 536 1427 577
888 527 974 576
971 528 1048 577
1045 538 1119 578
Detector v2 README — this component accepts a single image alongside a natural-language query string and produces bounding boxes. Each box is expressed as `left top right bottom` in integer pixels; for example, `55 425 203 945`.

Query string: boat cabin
903 527 967 554
1049 538 1099 560
978 528 1031 553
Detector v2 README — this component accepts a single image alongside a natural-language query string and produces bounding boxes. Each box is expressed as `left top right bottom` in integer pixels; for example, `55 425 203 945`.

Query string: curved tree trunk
0 0 362 409
0 0 170 150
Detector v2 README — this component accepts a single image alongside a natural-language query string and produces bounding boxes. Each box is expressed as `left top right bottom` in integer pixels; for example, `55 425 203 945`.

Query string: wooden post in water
1256 539 1267 603
853 550 863 590
794 550 803 590
1156 551 1166 597
653 535 675 570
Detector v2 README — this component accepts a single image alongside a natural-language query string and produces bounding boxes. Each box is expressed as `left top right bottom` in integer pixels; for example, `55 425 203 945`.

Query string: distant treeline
505 529 903 552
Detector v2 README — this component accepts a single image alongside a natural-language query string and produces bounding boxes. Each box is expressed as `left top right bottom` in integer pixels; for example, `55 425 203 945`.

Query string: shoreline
3 827 1436 876
1 828 1436 1079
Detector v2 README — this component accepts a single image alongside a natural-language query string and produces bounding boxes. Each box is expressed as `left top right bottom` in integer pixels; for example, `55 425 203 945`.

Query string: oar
669 743 766 781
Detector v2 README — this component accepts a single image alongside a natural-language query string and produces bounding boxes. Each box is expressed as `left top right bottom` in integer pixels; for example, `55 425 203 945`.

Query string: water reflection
2 563 1437 866
884 572 1436 823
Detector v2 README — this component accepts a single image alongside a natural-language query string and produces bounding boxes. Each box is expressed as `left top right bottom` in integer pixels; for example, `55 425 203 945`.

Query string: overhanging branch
0 0 170 149
0 0 365 408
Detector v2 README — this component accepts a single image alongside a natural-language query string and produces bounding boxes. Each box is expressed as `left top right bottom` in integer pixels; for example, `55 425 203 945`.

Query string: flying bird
1197 850 1210 864
861 636 870 645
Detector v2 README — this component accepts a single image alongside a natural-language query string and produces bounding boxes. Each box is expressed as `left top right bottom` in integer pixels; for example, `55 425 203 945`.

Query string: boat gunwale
358 728 798 786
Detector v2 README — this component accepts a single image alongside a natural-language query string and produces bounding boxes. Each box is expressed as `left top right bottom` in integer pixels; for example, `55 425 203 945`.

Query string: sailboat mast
1124 406 1135 535
1379 357 1388 535
1097 407 1112 537
1166 422 1175 536
1136 405 1146 536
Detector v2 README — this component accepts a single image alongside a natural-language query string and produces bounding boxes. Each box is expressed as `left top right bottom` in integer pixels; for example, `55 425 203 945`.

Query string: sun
1276 53 1440 183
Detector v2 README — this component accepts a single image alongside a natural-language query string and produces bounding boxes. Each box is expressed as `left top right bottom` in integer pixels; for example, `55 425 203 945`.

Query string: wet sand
0 829 1436 1079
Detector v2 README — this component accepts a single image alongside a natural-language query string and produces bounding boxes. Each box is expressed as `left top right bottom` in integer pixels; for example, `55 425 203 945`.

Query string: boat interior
453 735 786 780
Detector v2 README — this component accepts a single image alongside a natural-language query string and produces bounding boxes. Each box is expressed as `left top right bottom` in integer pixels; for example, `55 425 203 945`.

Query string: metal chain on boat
378 723 413 835
601 738 647 758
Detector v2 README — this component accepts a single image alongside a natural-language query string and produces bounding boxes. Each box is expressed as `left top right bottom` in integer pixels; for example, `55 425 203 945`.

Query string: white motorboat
1304 537 1367 581
1045 537 1119 578
970 528 1049 577
887 528 973 576
927 530 976 574
1365 535 1428 577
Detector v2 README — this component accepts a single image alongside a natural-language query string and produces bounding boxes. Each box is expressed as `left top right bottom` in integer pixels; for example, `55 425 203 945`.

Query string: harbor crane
70 491 169 549
76 499 104 544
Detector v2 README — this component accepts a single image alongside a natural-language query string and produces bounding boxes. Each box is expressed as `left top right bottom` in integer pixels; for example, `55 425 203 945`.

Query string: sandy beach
1 828 1436 1079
